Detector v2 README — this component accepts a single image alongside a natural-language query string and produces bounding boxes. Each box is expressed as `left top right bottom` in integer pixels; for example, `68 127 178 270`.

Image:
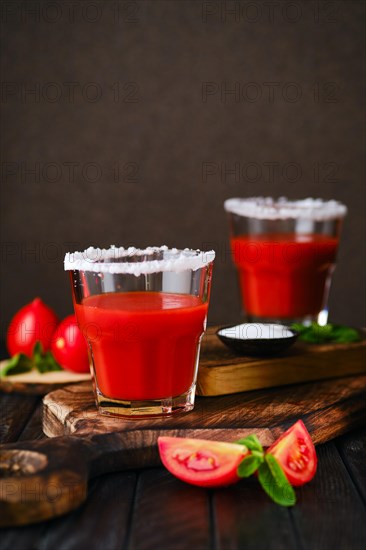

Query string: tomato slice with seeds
158 437 249 488
266 420 317 486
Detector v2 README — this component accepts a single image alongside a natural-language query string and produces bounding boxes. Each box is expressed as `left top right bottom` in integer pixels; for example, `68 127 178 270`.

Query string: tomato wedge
158 437 249 488
266 420 317 486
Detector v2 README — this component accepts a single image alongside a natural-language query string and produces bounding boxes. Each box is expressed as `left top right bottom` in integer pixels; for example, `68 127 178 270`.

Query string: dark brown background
1 0 365 335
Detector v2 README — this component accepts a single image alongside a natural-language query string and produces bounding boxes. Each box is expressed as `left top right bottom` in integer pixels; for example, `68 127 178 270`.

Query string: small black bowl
216 323 298 356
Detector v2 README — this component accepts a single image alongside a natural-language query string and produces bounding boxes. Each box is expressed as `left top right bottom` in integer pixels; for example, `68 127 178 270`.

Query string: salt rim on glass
64 245 215 276
224 197 347 220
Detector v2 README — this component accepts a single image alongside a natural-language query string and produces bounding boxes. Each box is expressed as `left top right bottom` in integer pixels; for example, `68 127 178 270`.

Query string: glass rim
64 245 215 275
224 197 347 220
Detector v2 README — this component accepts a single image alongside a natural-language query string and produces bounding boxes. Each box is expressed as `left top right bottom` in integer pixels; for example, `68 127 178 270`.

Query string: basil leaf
302 324 333 344
235 434 263 453
32 341 62 373
44 351 62 372
291 323 307 334
1 342 63 378
35 351 62 373
33 341 43 360
330 326 360 343
292 323 361 345
0 353 33 376
258 455 296 507
237 454 263 478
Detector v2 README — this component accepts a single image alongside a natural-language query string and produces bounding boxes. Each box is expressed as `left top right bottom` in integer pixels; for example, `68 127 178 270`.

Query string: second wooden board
0 363 90 394
196 328 366 396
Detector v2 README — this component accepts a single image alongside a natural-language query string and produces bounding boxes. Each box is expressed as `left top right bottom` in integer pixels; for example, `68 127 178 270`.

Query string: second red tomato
51 315 90 373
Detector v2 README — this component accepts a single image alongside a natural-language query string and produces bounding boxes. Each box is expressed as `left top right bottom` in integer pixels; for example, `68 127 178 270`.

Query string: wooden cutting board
197 327 366 396
2 373 366 527
0 365 90 394
43 375 366 443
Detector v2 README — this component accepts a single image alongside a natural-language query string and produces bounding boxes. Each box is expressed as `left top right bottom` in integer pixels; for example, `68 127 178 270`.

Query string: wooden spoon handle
0 433 159 527
0 436 92 527
0 427 274 527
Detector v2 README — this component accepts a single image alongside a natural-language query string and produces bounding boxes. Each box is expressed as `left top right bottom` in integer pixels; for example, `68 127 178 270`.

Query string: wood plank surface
17 399 45 442
214 479 298 550
291 442 366 550
336 427 366 505
127 469 211 550
0 522 47 550
0 392 366 549
37 473 137 550
1 374 349 527
0 393 39 443
1 372 366 527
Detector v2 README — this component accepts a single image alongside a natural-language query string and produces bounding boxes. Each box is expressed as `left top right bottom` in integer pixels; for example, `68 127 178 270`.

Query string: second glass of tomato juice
224 198 347 325
64 246 215 418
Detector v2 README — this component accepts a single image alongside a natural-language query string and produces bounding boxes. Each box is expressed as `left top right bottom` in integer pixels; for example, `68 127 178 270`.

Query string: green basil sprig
236 435 296 507
0 342 62 377
292 322 361 345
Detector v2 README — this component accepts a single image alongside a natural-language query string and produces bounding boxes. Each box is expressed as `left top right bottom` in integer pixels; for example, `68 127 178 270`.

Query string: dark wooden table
1 389 366 550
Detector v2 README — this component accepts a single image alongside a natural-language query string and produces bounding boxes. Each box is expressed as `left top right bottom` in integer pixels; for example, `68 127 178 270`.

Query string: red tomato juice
231 233 339 319
75 292 208 401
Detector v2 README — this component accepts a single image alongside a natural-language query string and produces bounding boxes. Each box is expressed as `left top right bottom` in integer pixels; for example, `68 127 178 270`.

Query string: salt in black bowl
216 323 298 356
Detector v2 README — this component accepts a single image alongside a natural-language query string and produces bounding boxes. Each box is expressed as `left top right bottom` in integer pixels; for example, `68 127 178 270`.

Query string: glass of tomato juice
64 246 215 418
224 197 347 325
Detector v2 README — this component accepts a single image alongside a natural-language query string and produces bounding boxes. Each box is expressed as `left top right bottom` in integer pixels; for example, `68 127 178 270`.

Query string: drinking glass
64 246 214 418
224 197 347 325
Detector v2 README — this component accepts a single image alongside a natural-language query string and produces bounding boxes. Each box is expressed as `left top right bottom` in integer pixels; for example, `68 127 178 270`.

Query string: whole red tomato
51 315 89 373
7 297 59 357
